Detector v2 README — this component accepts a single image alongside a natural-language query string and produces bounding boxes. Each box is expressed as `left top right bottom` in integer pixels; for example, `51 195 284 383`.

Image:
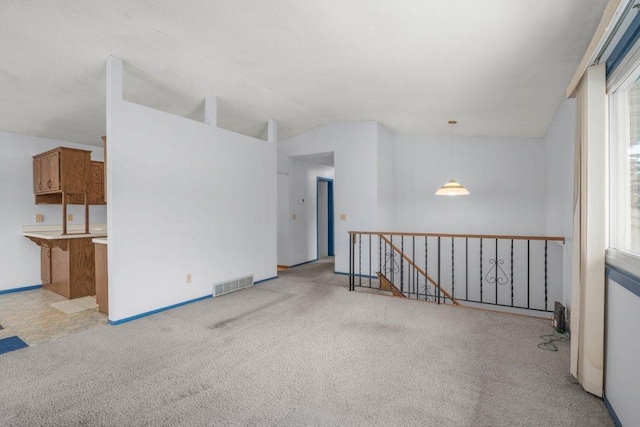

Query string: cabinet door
88 161 104 204
33 157 42 193
48 151 61 191
40 246 51 285
41 154 51 191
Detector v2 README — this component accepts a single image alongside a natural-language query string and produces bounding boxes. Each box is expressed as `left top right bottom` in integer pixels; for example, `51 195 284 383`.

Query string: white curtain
570 63 606 397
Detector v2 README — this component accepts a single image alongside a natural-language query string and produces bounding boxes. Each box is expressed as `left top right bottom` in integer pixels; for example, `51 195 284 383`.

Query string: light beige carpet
0 259 612 426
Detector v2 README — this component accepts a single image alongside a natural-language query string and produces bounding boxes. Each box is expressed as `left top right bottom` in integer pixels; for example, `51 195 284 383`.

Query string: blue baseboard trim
606 264 640 298
334 271 377 279
603 393 622 427
0 284 42 295
108 295 213 326
255 276 278 285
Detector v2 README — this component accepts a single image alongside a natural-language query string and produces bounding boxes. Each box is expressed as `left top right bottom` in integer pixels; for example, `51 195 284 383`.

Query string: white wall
276 153 333 266
377 123 396 230
279 122 378 273
107 59 276 322
0 131 106 291
277 168 290 266
543 99 576 307
395 134 546 235
605 277 640 425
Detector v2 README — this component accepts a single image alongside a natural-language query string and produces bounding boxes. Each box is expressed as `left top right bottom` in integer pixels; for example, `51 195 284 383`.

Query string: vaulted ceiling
1 0 607 146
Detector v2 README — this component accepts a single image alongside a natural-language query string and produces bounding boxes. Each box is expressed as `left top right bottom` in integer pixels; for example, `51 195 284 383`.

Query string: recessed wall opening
317 177 334 258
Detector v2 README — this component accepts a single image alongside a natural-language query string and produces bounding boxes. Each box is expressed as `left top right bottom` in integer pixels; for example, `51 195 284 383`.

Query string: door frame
316 177 334 257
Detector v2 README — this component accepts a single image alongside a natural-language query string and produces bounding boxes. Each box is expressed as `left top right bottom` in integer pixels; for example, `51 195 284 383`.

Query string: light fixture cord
450 122 454 179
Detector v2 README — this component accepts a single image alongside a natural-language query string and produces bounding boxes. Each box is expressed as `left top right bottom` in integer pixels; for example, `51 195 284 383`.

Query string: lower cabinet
28 237 96 299
94 243 108 315
40 246 51 285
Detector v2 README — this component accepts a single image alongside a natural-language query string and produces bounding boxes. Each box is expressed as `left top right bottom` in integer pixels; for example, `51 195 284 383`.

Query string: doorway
317 177 334 258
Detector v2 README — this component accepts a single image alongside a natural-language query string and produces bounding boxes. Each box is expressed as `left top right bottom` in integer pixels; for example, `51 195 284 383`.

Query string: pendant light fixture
436 120 469 196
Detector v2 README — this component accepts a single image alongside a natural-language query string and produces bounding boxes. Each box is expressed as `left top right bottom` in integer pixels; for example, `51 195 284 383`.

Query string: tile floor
0 288 107 346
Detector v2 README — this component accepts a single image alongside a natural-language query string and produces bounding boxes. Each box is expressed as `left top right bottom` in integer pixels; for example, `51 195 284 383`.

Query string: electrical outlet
292 214 297 220
35 214 44 223
67 213 74 221
186 274 192 283
340 214 347 221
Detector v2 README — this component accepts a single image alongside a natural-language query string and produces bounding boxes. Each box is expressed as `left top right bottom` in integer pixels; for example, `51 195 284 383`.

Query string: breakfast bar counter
23 224 107 300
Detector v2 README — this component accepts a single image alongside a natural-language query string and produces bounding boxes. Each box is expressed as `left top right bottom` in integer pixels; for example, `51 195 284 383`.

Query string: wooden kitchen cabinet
27 236 96 300
94 242 108 315
67 161 105 205
40 246 51 285
33 147 88 197
33 148 105 206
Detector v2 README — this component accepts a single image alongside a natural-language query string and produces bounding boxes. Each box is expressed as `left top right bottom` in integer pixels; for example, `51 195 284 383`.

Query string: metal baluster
452 237 455 300
349 234 354 291
510 239 514 307
465 238 468 301
384 238 388 278
400 236 404 294
495 238 498 305
480 238 483 303
413 236 416 298
527 240 530 309
390 235 394 285
369 234 372 288
358 233 362 287
378 235 382 281
544 240 548 311
425 237 428 301
437 237 441 304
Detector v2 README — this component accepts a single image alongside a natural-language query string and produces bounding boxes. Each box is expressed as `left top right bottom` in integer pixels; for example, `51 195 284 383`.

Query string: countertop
22 224 107 240
92 238 108 245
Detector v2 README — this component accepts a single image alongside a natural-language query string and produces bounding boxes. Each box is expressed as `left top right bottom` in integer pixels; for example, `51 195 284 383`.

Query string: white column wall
107 58 276 322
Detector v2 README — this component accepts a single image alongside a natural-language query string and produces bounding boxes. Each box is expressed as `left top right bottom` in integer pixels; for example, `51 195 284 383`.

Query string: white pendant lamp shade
436 120 469 196
435 179 470 196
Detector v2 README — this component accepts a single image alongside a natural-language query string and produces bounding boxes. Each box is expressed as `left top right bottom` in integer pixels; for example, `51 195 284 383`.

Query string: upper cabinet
33 147 99 204
88 161 105 204
33 149 64 194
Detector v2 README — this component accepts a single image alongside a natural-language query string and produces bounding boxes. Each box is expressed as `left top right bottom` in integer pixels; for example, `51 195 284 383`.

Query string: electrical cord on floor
538 331 569 351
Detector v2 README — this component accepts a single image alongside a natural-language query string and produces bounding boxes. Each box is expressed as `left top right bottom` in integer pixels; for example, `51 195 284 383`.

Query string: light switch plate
35 214 44 223
340 214 347 221
67 213 74 221
292 214 297 220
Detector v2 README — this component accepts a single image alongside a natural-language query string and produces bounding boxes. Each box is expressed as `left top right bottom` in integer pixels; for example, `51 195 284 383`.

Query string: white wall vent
213 275 254 297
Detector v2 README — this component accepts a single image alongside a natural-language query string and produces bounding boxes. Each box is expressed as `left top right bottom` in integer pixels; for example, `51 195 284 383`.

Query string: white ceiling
1 0 608 146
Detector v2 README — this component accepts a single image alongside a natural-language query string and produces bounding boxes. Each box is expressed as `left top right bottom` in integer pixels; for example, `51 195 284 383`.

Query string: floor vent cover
213 275 254 297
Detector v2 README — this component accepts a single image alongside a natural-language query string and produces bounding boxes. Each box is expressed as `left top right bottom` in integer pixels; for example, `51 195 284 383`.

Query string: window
610 63 640 256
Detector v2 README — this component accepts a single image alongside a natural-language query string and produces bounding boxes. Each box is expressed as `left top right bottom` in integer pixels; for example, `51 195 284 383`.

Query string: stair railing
348 231 564 312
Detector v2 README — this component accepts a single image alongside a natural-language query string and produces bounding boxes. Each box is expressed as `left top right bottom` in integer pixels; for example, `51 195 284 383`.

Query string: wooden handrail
379 235 460 306
350 231 564 243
